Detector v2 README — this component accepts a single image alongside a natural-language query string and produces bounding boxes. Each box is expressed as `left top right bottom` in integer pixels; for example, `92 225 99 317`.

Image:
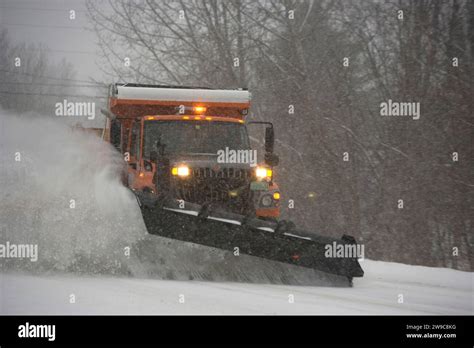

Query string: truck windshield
143 120 250 157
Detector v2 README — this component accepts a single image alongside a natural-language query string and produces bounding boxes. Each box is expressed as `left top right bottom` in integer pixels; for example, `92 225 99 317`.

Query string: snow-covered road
1 260 471 315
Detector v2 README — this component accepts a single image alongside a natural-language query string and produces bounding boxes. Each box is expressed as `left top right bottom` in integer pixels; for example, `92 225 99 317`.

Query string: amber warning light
193 106 207 113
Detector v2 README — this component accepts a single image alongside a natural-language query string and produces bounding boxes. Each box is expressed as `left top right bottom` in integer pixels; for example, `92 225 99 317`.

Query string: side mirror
264 153 279 167
247 121 277 165
264 127 275 153
150 151 158 162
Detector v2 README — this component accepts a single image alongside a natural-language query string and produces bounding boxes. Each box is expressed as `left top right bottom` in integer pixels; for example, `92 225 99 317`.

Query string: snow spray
0 112 146 274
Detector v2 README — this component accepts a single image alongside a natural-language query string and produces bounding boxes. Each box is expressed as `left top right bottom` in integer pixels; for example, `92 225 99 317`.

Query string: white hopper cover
116 85 250 104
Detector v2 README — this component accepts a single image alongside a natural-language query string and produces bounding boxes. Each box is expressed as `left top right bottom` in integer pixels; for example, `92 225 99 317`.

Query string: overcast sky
0 0 113 126
0 0 103 82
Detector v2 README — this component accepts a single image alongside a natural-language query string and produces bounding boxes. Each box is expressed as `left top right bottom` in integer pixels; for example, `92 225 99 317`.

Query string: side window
110 120 121 151
130 122 140 158
121 126 129 154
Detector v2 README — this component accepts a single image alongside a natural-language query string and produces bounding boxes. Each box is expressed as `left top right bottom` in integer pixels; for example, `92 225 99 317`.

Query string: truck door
127 120 141 188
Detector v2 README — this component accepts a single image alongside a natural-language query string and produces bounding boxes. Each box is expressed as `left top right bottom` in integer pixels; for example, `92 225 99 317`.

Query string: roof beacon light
194 106 207 114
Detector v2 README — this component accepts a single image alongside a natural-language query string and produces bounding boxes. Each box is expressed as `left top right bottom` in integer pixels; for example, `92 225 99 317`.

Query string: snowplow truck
103 83 363 286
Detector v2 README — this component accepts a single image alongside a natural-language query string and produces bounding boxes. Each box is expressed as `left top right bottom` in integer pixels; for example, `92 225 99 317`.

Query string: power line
0 6 87 13
2 23 88 30
0 69 100 84
1 81 107 88
0 91 106 99
26 48 97 55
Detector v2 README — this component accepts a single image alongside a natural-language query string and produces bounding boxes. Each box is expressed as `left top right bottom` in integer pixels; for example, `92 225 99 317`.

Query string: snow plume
0 112 146 274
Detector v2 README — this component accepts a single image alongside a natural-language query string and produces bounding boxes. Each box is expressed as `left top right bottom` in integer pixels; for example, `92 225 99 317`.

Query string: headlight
172 165 190 177
255 167 272 180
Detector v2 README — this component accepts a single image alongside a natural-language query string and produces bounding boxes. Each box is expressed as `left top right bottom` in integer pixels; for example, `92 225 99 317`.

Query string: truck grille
173 168 253 213
192 167 252 179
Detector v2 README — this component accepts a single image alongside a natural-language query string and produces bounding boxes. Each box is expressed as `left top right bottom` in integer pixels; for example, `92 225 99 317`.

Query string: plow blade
135 193 364 284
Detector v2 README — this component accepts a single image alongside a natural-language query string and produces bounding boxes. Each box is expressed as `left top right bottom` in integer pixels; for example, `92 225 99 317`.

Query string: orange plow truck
102 83 363 286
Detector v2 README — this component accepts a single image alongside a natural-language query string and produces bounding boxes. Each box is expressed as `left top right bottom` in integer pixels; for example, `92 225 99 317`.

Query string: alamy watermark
55 99 96 120
0 241 38 262
18 322 55 341
217 147 257 166
380 99 420 120
325 241 364 260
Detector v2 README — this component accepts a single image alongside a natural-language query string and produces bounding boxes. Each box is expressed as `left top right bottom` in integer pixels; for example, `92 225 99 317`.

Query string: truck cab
103 84 280 219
